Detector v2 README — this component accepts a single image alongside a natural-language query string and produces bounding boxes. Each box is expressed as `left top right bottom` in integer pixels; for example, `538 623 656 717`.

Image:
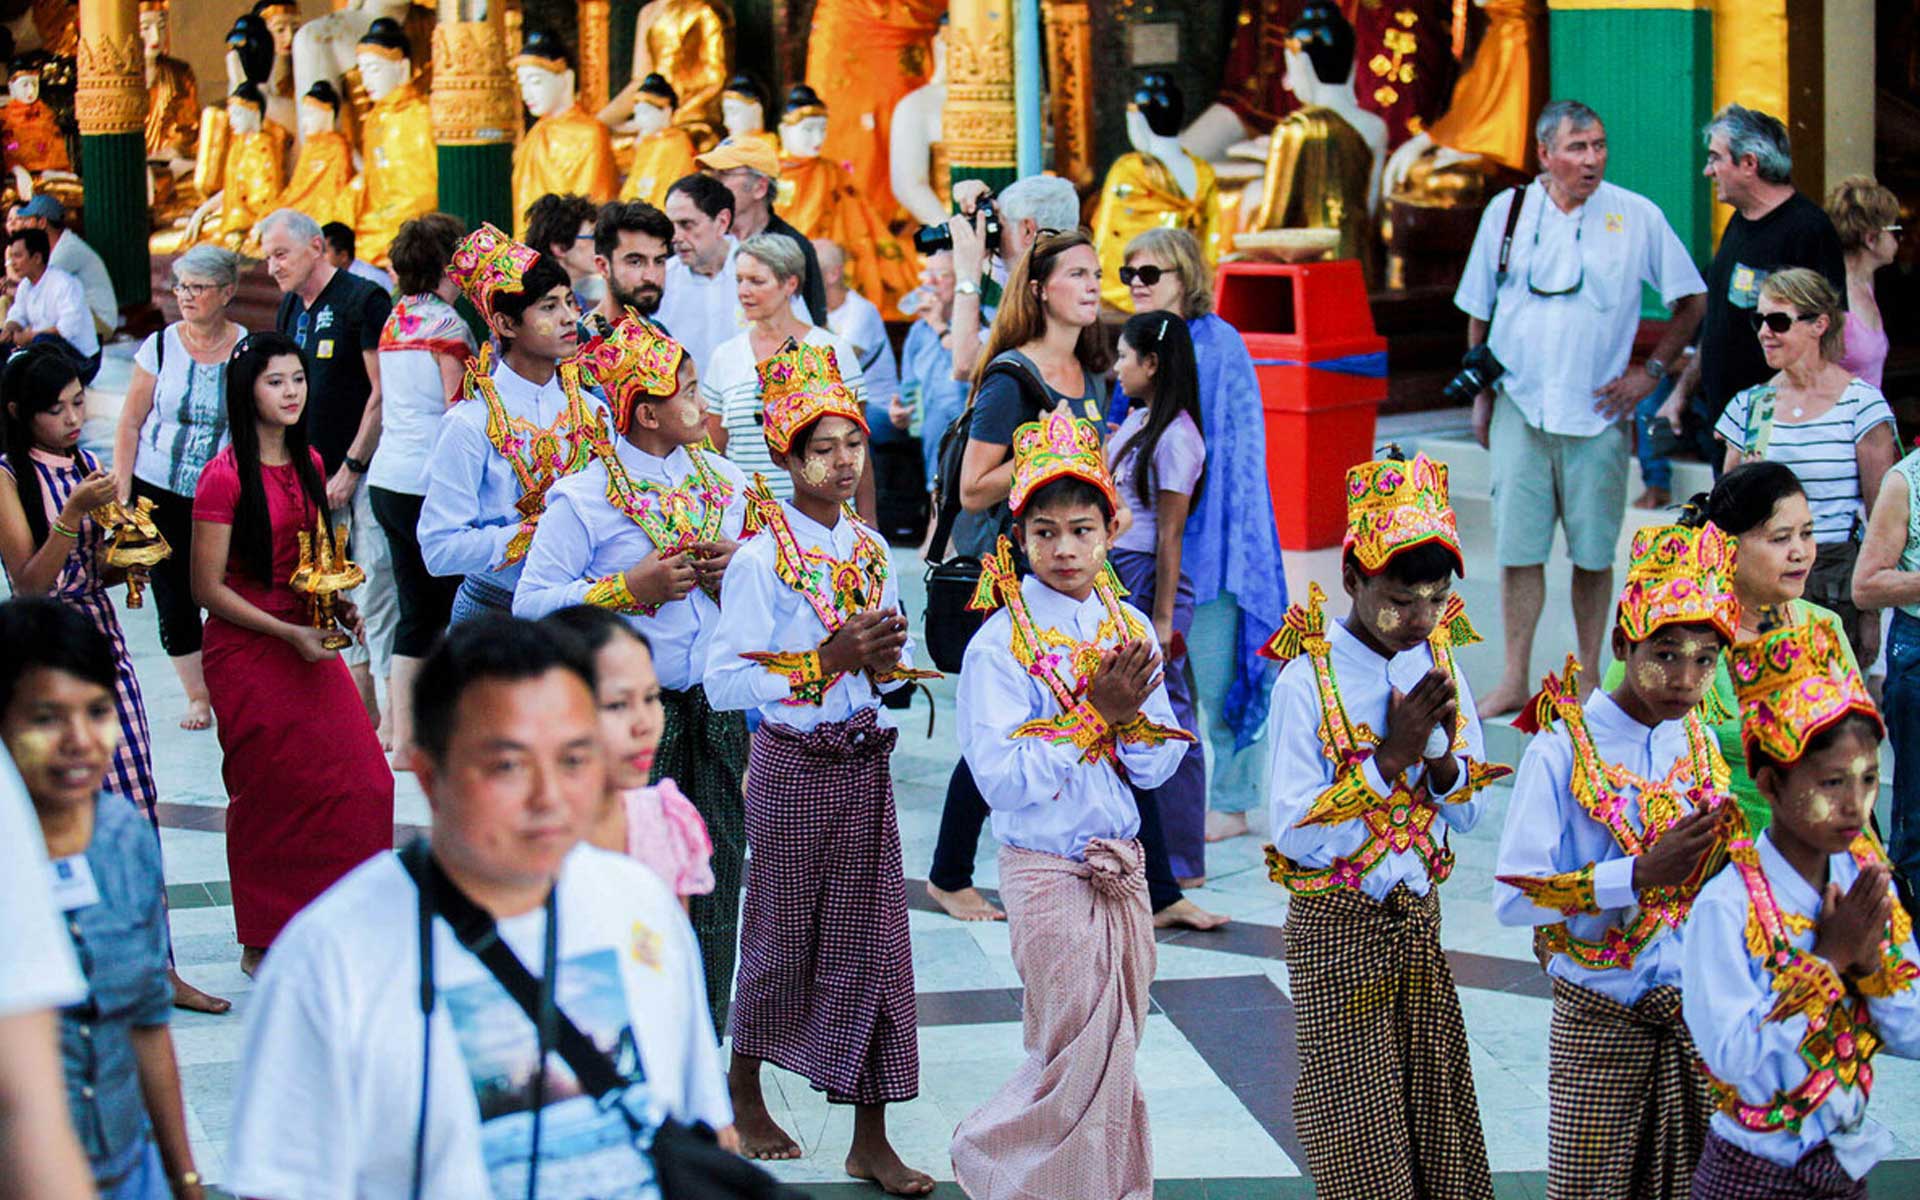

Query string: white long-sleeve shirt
957 575 1189 861
1495 692 1703 1005
1265 617 1492 900
513 441 749 691
1683 832 1920 1177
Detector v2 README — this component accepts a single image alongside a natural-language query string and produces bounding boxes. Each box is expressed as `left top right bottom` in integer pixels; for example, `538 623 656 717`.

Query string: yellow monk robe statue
804 0 943 221
272 84 360 238
619 76 699 209
141 0 202 228
775 86 919 316
1091 153 1223 311
353 20 435 267
630 0 732 142
210 98 291 247
0 96 70 176
513 33 619 242
1254 106 1375 268
1426 0 1543 175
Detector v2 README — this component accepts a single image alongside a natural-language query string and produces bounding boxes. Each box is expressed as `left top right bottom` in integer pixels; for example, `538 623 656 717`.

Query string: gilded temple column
432 0 518 233
77 0 149 309
945 0 1018 195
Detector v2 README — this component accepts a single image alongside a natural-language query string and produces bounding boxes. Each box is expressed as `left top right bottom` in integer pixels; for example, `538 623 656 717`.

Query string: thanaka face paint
1634 661 1667 692
800 455 830 485
1373 603 1403 633
848 443 866 477
1411 581 1447 600
4 727 58 770
1805 791 1833 823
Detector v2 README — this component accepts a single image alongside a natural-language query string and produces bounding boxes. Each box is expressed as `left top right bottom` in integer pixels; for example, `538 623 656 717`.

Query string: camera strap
1490 185 1527 314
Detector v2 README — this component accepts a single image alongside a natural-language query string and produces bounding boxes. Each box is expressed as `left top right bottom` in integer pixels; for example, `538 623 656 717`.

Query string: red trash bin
1214 260 1387 551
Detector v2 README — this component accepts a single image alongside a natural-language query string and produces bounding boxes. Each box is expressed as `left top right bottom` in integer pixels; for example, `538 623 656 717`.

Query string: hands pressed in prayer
1087 638 1162 728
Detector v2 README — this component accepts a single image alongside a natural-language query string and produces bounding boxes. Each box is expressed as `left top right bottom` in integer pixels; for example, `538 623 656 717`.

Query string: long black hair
225 332 328 586
1111 309 1204 511
0 345 83 547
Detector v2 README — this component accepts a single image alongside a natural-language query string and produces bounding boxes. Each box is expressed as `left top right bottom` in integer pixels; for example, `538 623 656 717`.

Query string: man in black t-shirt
260 208 398 724
1665 104 1845 456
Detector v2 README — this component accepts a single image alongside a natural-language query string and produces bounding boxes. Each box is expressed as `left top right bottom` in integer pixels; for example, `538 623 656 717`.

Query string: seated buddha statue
1383 0 1544 207
353 17 434 267
776 84 917 316
265 81 359 243
1 56 73 187
187 84 290 250
1248 3 1385 276
513 31 618 241
617 73 699 209
248 0 300 144
803 0 944 223
1091 73 1223 312
140 0 201 228
720 74 780 158
607 0 732 148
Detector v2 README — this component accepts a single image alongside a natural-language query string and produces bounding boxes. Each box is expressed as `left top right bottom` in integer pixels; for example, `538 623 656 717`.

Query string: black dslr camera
1441 343 1506 406
913 194 1002 257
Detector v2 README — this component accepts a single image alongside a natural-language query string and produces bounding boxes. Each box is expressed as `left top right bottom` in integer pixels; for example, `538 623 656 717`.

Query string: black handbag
399 841 808 1200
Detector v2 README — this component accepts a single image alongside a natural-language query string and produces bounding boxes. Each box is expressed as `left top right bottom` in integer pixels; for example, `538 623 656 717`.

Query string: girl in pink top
540 606 715 907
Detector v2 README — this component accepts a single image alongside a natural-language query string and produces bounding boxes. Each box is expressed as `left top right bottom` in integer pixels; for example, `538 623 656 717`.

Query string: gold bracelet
50 519 78 538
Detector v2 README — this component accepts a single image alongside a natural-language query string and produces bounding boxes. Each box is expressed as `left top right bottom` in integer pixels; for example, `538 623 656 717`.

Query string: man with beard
594 199 674 328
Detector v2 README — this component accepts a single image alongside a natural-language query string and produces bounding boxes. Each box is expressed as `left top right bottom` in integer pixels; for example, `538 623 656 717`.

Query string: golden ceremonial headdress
1730 621 1883 766
756 337 865 455
1007 408 1119 518
573 313 686 433
1616 522 1740 645
449 222 541 324
1343 451 1463 575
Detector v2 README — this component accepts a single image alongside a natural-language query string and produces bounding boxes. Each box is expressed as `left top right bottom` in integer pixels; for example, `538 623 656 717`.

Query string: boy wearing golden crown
947 410 1194 1200
419 222 612 622
701 338 938 1194
1262 450 1507 1200
514 313 751 1037
1494 518 1745 1199
1684 623 1920 1199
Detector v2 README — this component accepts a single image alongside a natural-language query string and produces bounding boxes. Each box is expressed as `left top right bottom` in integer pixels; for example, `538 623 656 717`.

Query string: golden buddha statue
513 32 618 241
1 58 72 179
1250 5 1384 276
140 0 201 228
621 0 732 145
720 74 781 158
94 496 170 609
188 85 290 250
252 0 300 105
269 82 360 239
1383 0 1545 207
1092 74 1224 312
353 18 435 267
804 0 944 221
290 512 365 651
618 74 699 209
775 85 919 316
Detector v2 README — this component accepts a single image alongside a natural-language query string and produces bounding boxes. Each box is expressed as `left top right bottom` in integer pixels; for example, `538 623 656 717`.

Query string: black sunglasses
1749 310 1820 334
1118 264 1165 287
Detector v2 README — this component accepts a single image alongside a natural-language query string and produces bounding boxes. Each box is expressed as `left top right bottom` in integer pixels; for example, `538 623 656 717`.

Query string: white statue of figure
290 0 411 121
888 28 948 229
780 107 829 160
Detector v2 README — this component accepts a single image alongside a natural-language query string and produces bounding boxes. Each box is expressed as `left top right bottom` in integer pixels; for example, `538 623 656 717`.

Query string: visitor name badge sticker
49 854 101 913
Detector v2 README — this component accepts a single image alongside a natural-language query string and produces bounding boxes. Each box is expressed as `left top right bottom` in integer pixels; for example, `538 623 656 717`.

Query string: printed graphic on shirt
1728 263 1767 310
442 946 660 1200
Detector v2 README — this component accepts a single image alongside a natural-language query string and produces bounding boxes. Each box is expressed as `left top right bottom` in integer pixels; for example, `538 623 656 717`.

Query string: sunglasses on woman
1117 265 1165 287
1749 310 1820 334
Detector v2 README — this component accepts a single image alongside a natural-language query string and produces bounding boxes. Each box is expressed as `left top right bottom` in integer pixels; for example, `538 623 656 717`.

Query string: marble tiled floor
51 353 1920 1195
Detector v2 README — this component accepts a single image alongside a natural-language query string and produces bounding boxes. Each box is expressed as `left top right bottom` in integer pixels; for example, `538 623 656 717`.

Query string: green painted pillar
429 11 519 234
436 144 515 234
1548 0 1714 313
75 0 151 308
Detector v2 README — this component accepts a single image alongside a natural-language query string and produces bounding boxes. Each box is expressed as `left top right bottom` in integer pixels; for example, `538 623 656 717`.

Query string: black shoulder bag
399 841 807 1200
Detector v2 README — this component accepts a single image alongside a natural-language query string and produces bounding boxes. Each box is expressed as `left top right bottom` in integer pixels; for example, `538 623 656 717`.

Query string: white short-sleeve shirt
701 323 870 499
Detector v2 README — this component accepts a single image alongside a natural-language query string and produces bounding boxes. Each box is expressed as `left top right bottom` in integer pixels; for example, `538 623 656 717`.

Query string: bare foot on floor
1154 897 1231 931
1631 487 1672 510
733 1107 802 1160
179 699 212 731
926 882 1004 921
239 945 267 979
389 744 415 773
1204 811 1250 843
1476 682 1531 720
845 1145 935 1196
171 969 231 1014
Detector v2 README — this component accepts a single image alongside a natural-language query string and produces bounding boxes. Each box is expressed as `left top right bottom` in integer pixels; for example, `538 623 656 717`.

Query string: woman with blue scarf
1110 229 1288 849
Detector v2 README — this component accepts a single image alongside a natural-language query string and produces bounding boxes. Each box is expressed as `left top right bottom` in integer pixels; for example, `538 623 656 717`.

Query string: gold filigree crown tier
1008 407 1117 517
573 313 685 432
1616 522 1740 644
449 222 541 323
1730 622 1883 766
1344 452 1463 576
756 338 865 455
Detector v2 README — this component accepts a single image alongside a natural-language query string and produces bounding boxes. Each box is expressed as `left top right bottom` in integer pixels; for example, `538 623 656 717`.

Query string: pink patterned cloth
950 837 1156 1200
621 778 715 898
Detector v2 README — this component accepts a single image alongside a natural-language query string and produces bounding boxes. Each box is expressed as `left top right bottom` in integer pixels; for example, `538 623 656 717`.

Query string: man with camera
1454 99 1705 717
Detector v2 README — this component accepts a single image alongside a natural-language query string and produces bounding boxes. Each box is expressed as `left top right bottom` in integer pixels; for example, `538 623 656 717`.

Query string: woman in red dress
191 332 393 976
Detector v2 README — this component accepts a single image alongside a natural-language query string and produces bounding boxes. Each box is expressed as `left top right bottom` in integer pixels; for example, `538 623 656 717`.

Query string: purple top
1109 407 1205 553
1838 310 1888 389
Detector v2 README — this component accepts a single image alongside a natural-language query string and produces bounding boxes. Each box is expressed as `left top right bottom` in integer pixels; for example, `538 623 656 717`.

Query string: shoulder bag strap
927 356 1047 563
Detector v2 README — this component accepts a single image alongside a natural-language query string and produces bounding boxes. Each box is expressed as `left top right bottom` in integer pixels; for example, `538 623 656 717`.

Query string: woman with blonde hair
1825 175 1902 387
1714 266 1898 666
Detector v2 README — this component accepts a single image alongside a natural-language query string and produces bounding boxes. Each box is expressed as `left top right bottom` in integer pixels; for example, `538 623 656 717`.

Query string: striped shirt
701 324 869 499
1715 378 1894 542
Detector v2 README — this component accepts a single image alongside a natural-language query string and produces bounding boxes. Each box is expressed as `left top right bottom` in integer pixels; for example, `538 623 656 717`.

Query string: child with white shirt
1495 518 1744 1199
949 409 1194 1200
1261 450 1508 1200
1686 621 1920 1199
701 336 938 1194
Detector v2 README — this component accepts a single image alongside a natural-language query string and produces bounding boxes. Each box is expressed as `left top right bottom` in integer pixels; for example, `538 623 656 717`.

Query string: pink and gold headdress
1007 408 1118 518
448 222 541 324
572 313 685 433
1616 522 1740 645
1343 451 1463 575
1731 622 1883 766
756 338 865 454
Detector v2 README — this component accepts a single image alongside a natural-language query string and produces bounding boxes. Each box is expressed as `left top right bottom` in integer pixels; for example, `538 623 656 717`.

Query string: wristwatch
344 455 370 474
954 279 981 298
1643 357 1669 382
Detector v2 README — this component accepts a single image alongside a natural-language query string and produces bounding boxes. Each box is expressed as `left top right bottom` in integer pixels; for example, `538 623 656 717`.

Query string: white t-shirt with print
225 844 731 1200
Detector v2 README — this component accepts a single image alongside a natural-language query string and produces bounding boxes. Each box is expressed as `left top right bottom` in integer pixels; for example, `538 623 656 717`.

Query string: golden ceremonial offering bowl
93 497 172 608
289 513 365 652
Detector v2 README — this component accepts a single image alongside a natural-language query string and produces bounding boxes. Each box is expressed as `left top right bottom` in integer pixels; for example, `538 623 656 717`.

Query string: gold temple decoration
946 0 1017 172
290 513 365 652
577 0 610 114
76 0 145 138
94 497 170 608
1041 0 1093 188
429 5 518 145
